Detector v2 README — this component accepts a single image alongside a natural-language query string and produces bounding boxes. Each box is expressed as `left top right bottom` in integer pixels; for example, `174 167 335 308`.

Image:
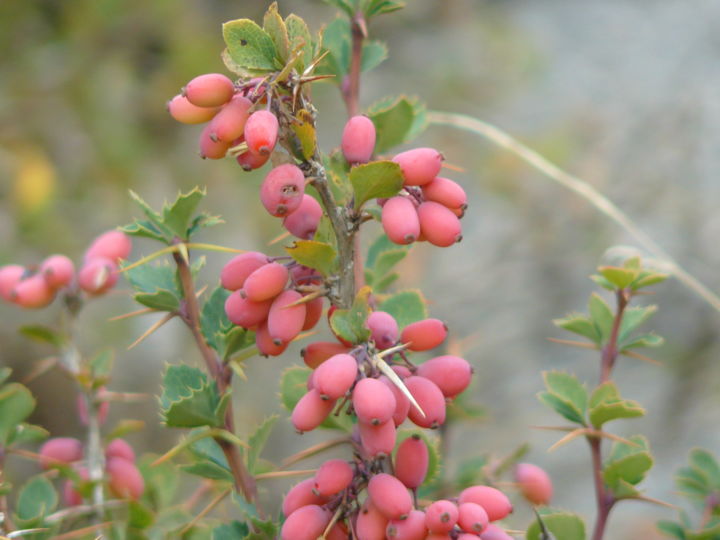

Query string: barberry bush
0 2 719 540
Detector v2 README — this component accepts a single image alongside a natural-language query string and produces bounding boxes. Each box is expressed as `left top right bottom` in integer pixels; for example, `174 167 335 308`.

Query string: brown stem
172 250 257 505
344 12 366 117
590 289 629 539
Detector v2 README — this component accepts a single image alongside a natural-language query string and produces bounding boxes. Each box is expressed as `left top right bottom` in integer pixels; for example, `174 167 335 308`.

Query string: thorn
269 230 291 246
21 356 58 384
441 161 466 173
127 313 175 350
109 307 155 321
547 428 588 451
547 337 599 350
374 356 425 418
621 349 662 366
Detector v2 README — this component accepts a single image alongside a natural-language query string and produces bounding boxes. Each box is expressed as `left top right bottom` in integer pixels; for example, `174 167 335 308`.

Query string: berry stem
344 12 366 118
172 249 258 505
85 390 105 525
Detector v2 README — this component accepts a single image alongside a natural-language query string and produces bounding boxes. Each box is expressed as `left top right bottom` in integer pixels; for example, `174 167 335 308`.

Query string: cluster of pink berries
0 230 132 309
38 436 144 505
168 73 278 168
221 252 323 356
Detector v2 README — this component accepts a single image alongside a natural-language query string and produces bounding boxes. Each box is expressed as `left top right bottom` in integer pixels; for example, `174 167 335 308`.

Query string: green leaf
676 465 711 499
138 454 179 510
285 14 314 72
553 314 601 345
188 430 230 470
0 383 36 446
618 305 658 343
597 266 638 289
367 95 428 152
0 368 10 386
246 415 278 474
8 423 49 446
366 233 405 268
124 262 180 312
223 19 279 73
687 522 720 540
213 522 250 540
588 381 645 428
15 475 57 524
200 287 232 353
128 190 173 242
361 40 388 72
526 509 586 540
364 0 405 17
374 250 407 281
657 521 686 539
329 287 372 344
279 366 311 413
18 325 65 347
543 371 588 422
160 365 225 428
90 349 114 380
379 289 428 329
128 500 155 530
350 160 404 210
316 17 351 80
374 272 400 292
395 431 440 485
631 270 669 290
621 333 664 350
122 219 168 243
589 293 614 343
590 273 616 291
180 460 234 482
286 240 337 277
161 188 207 241
323 150 353 205
537 391 586 426
603 435 653 489
323 0 355 17
689 448 720 489
263 3 289 62
455 456 489 489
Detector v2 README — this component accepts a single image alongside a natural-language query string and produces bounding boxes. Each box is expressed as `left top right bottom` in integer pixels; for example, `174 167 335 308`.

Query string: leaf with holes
223 19 280 75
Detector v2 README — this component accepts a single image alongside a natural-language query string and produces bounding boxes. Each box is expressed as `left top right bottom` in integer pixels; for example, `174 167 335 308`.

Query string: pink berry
341 115 376 164
167 94 219 124
480 524 513 540
301 296 324 331
386 509 427 540
107 457 144 500
0 265 25 301
425 500 458 533
366 311 399 350
400 318 447 352
357 499 389 540
417 201 462 247
39 437 83 469
458 503 489 534
199 123 231 159
62 467 89 507
78 257 118 295
368 473 413 520
404 376 446 429
260 164 306 217
243 262 289 302
236 148 271 171
392 148 443 186
313 353 358 400
105 438 136 463
352 378 396 425
514 463 553 506
208 95 252 142
184 73 235 108
85 230 132 262
281 505 331 540
291 389 336 433
245 110 279 156
220 252 269 291
458 486 513 522
422 177 467 210
358 419 397 458
382 196 420 245
225 291 272 328
314 459 353 497
282 194 323 239
394 435 428 489
282 477 328 517
379 375 410 426
416 355 473 398
301 341 351 369
267 289 306 345
11 274 55 308
255 321 288 356
291 264 321 286
40 255 75 289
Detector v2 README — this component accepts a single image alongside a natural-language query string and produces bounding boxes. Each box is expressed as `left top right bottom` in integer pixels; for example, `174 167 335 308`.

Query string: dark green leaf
621 333 664 350
364 0 405 17
322 150 353 205
128 501 155 530
134 290 180 311
604 435 653 488
366 233 404 268
161 188 206 241
367 95 427 152
588 381 644 428
322 0 355 17
361 40 387 72
373 272 400 292
0 367 10 386
15 475 57 524
689 449 720 489
537 391 586 426
246 416 278 474
160 365 225 428
122 219 168 243
618 305 658 343
379 289 428 329
350 160 404 210
286 240 337 277
316 17 351 81
18 325 65 347
553 314 601 345
0 383 36 446
181 460 234 482
138 454 179 511
279 366 311 413
223 19 279 73
213 522 250 540
657 521 685 539
128 190 173 242
526 509 586 540
200 287 232 352
124 262 180 312
329 288 372 344
188 430 230 470
374 250 407 281
8 423 48 446
543 371 588 421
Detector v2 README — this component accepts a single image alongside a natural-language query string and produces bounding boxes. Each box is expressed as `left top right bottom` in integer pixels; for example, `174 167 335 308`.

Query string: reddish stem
344 12 366 118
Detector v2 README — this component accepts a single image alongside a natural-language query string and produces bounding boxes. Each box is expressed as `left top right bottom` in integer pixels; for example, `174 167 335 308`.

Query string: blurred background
1 0 719 537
